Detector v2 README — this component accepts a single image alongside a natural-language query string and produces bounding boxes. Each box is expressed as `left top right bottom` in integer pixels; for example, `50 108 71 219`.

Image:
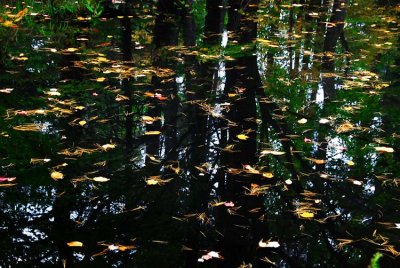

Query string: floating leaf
66 48 78 52
146 179 159 185
67 241 83 247
299 212 314 218
298 118 307 124
374 147 394 153
101 143 116 150
336 122 355 133
51 171 64 180
237 134 249 140
262 172 274 178
347 160 355 166
145 131 161 135
307 158 326 165
260 150 285 156
319 118 330 124
259 240 280 248
92 176 110 182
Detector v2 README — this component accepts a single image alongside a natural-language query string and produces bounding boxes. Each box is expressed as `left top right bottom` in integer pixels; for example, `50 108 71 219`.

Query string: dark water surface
1 0 400 267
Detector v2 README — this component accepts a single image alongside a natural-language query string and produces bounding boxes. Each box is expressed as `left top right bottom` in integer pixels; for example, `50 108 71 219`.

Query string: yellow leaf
51 171 64 180
78 120 87 126
145 131 161 135
67 48 78 52
262 172 274 178
146 179 159 185
299 212 314 218
374 146 394 153
228 93 237 98
74 106 85 110
96 77 106 82
237 134 249 140
347 160 355 166
67 241 83 247
2 20 16 27
92 176 110 182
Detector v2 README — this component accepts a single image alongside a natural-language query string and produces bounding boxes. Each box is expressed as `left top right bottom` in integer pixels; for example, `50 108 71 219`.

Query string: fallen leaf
237 134 249 140
285 179 292 185
374 146 394 153
67 241 83 247
51 171 64 180
101 143 116 150
299 212 314 218
319 118 330 124
96 77 106 82
78 120 87 126
262 172 274 178
298 118 307 124
92 176 110 182
145 131 161 135
260 150 285 156
347 160 355 166
259 240 280 248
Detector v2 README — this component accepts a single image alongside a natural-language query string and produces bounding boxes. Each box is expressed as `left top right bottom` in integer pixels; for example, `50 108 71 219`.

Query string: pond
1 0 400 267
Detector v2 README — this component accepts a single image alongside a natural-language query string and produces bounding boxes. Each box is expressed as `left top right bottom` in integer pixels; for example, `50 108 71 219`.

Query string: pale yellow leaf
92 176 110 182
298 118 307 124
